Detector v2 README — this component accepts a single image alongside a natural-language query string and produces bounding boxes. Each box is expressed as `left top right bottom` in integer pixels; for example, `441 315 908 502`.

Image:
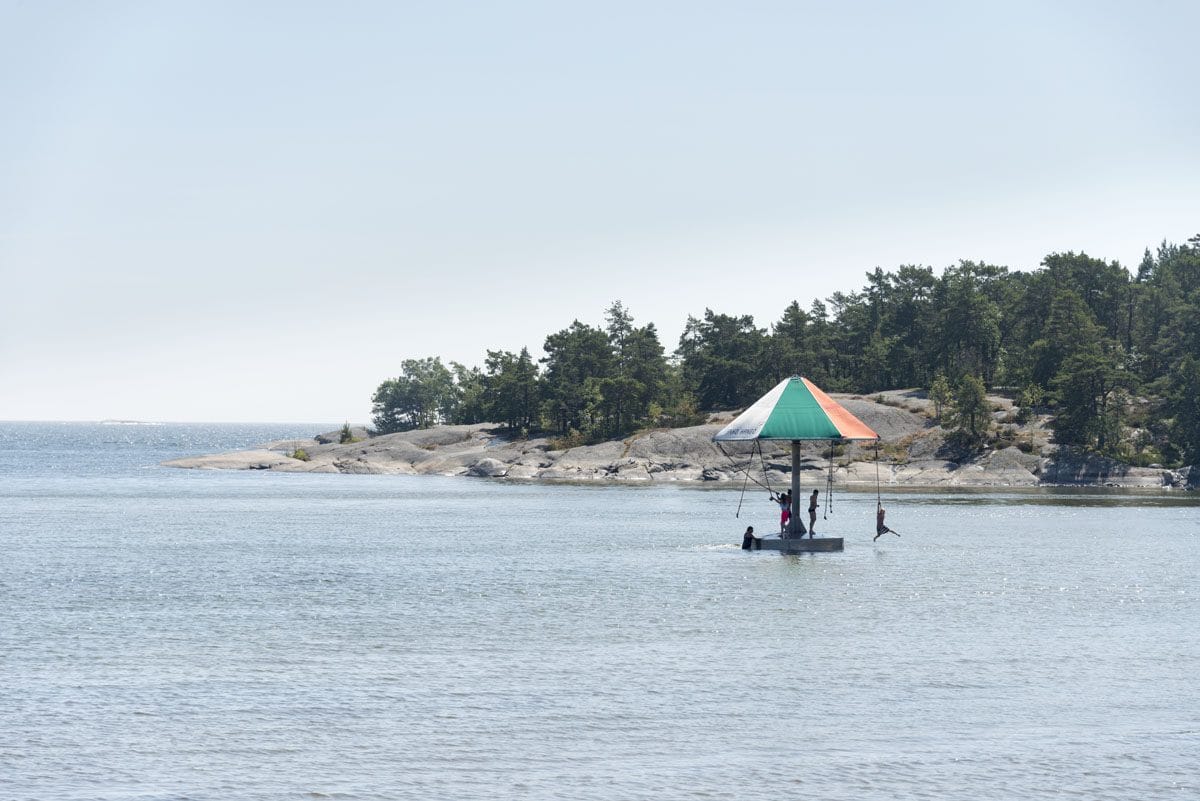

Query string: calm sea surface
1 422 1198 800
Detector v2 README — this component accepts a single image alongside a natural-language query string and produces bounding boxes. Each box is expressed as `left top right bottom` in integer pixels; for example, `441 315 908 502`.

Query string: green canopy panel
713 377 879 442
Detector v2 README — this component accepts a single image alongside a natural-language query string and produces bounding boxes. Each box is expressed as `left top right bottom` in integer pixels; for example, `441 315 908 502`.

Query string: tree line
372 235 1200 466
370 301 702 447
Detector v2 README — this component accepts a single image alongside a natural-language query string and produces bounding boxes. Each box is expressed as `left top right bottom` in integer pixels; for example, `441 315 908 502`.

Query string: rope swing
823 439 835 520
875 439 882 505
873 439 900 540
712 377 885 551
758 442 774 496
735 448 751 518
719 441 777 521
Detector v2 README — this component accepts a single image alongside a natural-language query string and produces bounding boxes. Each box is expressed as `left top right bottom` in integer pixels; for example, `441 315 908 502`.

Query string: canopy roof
713 376 879 442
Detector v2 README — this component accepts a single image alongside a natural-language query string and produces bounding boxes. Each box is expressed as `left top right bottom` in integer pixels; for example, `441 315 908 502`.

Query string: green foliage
338 423 361 444
928 373 952 422
1166 354 1200 465
601 301 670 435
364 235 1200 461
371 357 458 434
1041 252 1132 341
943 374 992 447
880 436 911 463
933 263 1003 383
449 362 487 425
678 309 771 409
541 319 614 435
1116 426 1164 467
1015 383 1044 424
289 447 310 461
547 428 588 451
1029 289 1102 386
483 347 539 434
368 301 672 443
1050 340 1134 454
992 425 1020 450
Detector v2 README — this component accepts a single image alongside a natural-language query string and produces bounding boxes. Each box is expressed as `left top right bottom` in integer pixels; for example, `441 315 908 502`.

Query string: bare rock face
626 425 723 460
468 458 509 477
1040 448 1176 488
886 460 963 486
504 462 543 479
162 449 295 470
836 397 930 441
161 396 1192 489
313 426 371 444
970 447 1041 486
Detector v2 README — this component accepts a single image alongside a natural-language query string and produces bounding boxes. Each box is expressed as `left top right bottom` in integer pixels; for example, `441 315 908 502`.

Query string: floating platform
751 536 844 553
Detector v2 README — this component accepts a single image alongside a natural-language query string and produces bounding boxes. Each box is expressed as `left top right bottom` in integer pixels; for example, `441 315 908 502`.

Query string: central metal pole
789 439 802 537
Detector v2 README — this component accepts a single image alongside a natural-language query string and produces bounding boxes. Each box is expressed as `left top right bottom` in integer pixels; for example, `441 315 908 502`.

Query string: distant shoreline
161 394 1195 491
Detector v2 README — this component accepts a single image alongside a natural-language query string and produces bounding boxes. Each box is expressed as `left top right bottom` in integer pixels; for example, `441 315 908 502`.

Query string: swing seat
756 537 844 553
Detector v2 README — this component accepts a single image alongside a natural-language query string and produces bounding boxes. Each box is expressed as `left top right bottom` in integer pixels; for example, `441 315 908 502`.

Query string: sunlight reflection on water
1 424 1197 800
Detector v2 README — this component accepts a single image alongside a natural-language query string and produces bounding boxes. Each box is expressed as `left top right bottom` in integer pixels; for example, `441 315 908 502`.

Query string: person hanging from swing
874 501 900 541
871 440 898 541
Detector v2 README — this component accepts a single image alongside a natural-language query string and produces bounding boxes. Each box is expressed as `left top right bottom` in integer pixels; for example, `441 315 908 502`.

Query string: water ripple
1 424 1198 799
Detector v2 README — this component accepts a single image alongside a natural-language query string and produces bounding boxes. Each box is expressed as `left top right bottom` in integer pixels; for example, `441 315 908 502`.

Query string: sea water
1 423 1197 800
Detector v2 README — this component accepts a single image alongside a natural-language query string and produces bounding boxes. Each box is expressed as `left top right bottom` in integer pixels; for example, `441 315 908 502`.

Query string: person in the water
741 525 762 550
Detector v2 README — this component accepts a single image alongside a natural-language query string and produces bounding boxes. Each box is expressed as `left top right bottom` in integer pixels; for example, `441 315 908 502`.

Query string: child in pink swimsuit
774 491 791 534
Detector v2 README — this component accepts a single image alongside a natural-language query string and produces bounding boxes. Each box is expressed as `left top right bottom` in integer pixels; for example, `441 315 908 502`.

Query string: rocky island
163 391 1195 490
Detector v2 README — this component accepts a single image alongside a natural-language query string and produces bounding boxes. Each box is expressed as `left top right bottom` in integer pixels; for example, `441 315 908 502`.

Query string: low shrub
338 423 362 444
548 429 587 451
880 434 918 463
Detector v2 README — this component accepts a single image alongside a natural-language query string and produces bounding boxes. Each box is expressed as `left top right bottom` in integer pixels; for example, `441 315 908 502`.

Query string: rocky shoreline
163 393 1195 490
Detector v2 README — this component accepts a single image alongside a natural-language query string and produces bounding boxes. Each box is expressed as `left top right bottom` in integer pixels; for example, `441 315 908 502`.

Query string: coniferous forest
372 236 1200 468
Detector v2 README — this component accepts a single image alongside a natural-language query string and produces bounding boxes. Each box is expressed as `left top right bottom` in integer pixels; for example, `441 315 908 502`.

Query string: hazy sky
2 1 1197 422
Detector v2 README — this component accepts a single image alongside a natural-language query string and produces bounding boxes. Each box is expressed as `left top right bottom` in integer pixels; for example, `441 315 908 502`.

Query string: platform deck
750 536 844 552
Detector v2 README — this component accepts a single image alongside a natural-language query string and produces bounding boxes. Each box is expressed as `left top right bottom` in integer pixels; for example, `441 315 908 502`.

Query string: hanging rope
735 455 750 518
824 439 835 519
873 439 901 539
875 439 882 505
716 441 774 493
757 440 774 496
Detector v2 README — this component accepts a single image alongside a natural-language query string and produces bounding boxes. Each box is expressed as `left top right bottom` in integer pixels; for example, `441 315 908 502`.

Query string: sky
1 1 1197 423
